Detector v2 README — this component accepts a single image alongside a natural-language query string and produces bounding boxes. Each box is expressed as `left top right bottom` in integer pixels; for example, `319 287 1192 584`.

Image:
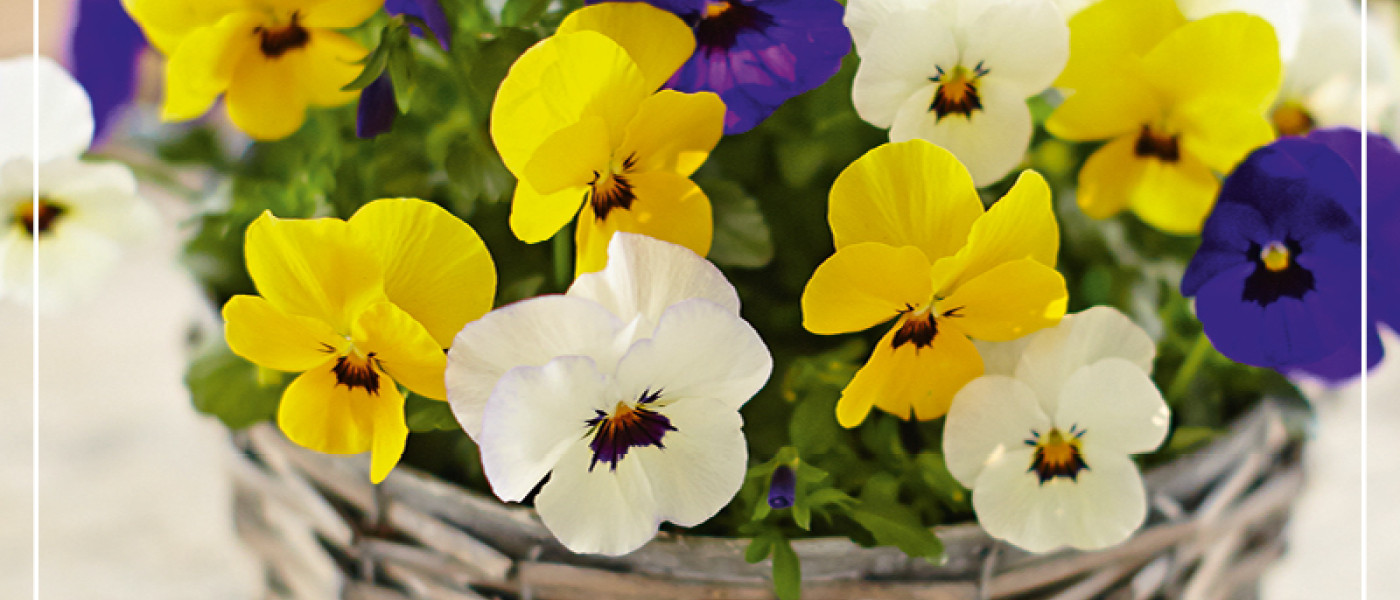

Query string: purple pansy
67 0 147 146
767 464 796 509
357 0 451 139
1181 134 1363 379
590 0 851 134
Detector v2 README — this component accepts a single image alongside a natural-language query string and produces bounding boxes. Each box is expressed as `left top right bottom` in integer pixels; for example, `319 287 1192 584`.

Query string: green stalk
1166 332 1213 404
552 223 573 291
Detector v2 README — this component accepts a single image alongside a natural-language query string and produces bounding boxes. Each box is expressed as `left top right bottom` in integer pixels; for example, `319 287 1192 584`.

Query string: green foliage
185 339 284 429
404 394 460 432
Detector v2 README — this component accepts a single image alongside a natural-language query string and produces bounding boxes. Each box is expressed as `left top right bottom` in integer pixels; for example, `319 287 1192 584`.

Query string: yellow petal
801 242 931 335
1056 0 1184 90
574 171 712 276
300 0 385 28
293 29 367 108
509 181 588 245
491 31 650 176
617 91 724 177
277 358 381 455
352 301 450 400
348 199 497 348
121 0 244 53
244 211 384 331
225 51 310 140
1127 153 1220 235
369 385 410 484
940 259 1067 342
1045 72 1162 142
838 321 983 426
940 170 1059 294
1141 12 1280 111
557 2 695 92
1177 98 1276 174
523 115 613 195
1076 135 1143 220
223 294 343 371
161 11 258 121
828 140 982 261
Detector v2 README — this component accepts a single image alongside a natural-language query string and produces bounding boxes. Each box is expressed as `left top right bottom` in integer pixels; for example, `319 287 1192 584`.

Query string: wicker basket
228 401 1303 600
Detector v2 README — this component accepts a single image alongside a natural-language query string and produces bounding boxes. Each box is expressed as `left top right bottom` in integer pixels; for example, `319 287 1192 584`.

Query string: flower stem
1167 332 1213 404
552 223 573 291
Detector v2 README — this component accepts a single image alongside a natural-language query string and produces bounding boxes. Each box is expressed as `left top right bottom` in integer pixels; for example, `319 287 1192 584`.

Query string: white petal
0 228 33 305
0 57 94 164
1178 0 1304 62
959 0 1069 95
1056 358 1170 455
1014 306 1156 412
1050 0 1097 18
635 399 746 527
36 220 122 312
942 375 1051 487
844 0 945 53
568 233 739 336
973 447 1146 553
478 356 613 502
890 76 1032 187
972 335 1033 377
447 295 625 439
851 8 959 129
534 441 662 556
613 298 771 413
39 159 157 244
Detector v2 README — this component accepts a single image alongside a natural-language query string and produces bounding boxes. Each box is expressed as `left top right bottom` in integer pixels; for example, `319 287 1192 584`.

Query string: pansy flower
68 0 148 145
845 0 1069 186
1181 135 1361 376
800 140 1067 427
945 307 1170 553
223 198 496 483
446 233 771 555
1046 0 1281 234
492 3 725 275
589 0 850 135
0 57 157 311
1268 2 1364 137
121 0 382 140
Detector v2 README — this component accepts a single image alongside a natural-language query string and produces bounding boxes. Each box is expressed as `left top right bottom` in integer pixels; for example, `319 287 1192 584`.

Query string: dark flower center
1242 238 1315 306
585 389 676 471
256 13 310 58
892 312 938 349
17 198 65 236
1025 425 1088 484
1134 125 1180 162
588 153 638 220
333 353 381 394
1271 102 1315 137
695 1 774 53
928 63 988 121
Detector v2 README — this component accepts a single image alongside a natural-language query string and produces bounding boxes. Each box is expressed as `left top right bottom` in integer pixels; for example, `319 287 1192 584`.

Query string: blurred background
0 0 1395 598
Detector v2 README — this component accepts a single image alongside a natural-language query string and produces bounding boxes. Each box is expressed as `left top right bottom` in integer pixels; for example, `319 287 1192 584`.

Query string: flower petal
1045 73 1161 142
223 294 343 372
635 398 746 527
299 0 385 28
889 77 1033 187
224 50 311 140
447 295 625 438
1055 0 1183 90
33 56 96 161
940 169 1059 292
1074 134 1142 220
617 90 724 177
613 298 771 413
1014 306 1157 407
353 301 450 400
569 232 740 326
1140 12 1280 111
509 181 588 245
277 358 381 455
478 355 612 502
119 0 244 54
558 2 695 93
574 171 712 276
244 211 384 330
1056 358 1169 455
850 6 958 128
839 321 984 425
942 374 1050 486
1177 98 1276 174
369 384 410 484
827 140 981 260
959 0 1069 95
1126 152 1220 235
348 198 497 348
534 441 662 556
522 115 613 195
290 29 367 108
801 242 931 335
941 258 1066 342
844 0 932 52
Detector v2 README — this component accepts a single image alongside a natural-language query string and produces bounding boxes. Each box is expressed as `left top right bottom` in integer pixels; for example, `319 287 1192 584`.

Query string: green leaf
500 0 551 27
155 127 227 168
185 340 284 430
497 273 547 305
848 505 943 561
774 138 828 188
445 134 515 206
342 30 393 92
771 536 802 600
700 178 774 268
388 35 418 112
745 534 774 564
404 394 460 432
788 389 840 455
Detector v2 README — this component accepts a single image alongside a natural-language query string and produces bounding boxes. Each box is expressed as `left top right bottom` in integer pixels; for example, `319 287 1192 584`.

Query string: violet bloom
67 0 147 146
357 0 452 139
591 0 851 134
767 464 796 509
1181 135 1362 376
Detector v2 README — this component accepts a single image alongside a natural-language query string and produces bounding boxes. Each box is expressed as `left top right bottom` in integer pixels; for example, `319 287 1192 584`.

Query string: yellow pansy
490 3 724 275
122 0 382 140
801 140 1067 428
223 198 496 483
1046 0 1281 234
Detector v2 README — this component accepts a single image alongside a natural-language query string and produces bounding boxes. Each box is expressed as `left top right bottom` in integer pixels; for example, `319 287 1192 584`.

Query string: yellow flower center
13 197 65 237
254 11 310 58
584 389 676 471
1027 426 1088 484
588 153 639 221
1271 101 1315 137
332 351 381 394
1261 240 1291 272
705 0 732 18
929 63 988 121
1134 124 1180 162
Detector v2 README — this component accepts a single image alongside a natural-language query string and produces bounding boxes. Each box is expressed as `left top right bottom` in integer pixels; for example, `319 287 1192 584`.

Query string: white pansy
446 233 772 556
0 56 156 311
847 0 1069 186
946 307 1169 554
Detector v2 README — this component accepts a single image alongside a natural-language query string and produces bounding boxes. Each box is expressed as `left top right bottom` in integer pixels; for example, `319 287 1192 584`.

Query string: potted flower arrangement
45 0 1384 596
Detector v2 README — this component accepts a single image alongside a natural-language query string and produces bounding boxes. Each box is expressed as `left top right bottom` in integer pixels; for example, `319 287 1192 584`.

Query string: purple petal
767 465 796 509
67 0 146 146
386 0 452 50
356 74 398 139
